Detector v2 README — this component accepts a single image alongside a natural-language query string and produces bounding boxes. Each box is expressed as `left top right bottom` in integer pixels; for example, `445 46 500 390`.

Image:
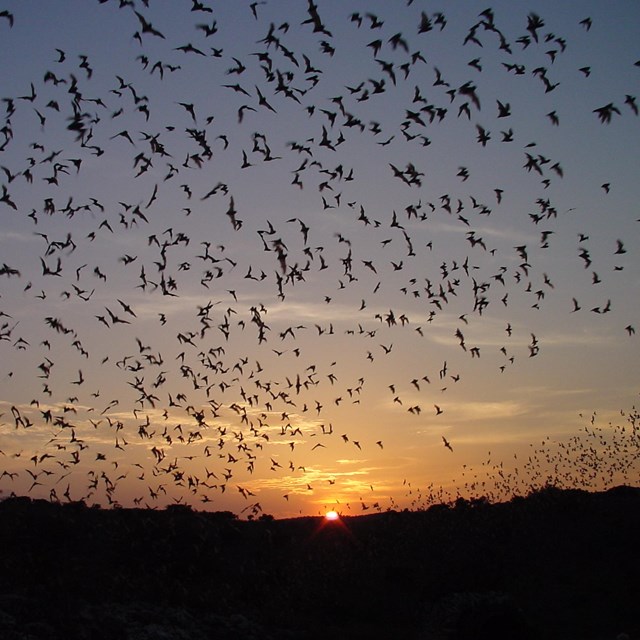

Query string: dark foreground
0 486 638 640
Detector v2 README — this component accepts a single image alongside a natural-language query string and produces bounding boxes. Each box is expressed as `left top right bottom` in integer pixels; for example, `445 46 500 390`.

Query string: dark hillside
0 486 638 639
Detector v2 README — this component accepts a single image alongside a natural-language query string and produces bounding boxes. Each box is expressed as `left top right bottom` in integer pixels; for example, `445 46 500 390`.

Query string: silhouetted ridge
0 486 638 639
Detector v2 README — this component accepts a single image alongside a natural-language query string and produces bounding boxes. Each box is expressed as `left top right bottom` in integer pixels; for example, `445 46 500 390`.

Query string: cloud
0 231 38 243
453 399 530 421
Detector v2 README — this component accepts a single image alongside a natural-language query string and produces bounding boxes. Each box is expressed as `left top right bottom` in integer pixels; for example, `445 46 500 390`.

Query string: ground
0 486 638 639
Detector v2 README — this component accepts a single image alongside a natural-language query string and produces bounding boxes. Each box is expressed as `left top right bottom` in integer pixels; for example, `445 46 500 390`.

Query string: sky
0 0 639 518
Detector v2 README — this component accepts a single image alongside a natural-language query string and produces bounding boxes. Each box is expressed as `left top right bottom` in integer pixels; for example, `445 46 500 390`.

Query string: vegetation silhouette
0 485 638 639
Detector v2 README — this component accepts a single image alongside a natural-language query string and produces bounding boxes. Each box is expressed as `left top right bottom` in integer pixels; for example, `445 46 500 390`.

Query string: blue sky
0 0 639 517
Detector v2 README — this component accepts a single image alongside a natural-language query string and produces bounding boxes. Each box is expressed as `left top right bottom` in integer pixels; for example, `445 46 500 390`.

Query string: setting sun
325 510 340 522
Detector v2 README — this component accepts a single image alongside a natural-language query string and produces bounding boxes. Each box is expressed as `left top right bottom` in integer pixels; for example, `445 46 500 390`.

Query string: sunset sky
1 0 639 518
